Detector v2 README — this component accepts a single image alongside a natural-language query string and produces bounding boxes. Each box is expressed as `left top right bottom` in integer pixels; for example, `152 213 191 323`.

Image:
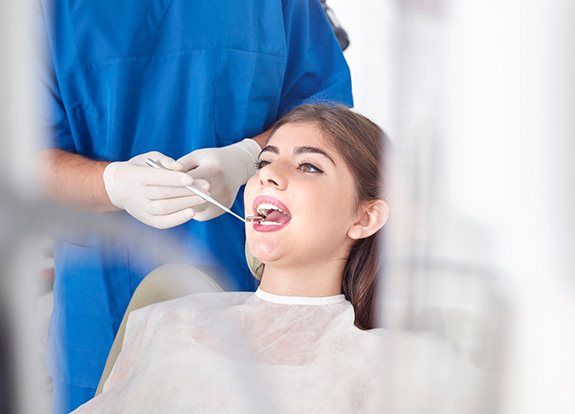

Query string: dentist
36 0 352 412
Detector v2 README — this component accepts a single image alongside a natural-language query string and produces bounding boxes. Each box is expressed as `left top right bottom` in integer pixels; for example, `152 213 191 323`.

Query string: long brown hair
263 104 389 330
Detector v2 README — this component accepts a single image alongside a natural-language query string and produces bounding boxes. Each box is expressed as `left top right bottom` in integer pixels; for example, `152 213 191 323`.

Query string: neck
259 257 346 297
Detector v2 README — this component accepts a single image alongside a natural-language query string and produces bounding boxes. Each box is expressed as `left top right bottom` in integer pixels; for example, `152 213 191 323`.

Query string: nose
259 161 287 190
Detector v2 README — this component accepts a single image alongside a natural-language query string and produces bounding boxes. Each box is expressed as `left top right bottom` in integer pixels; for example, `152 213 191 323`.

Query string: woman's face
244 122 360 269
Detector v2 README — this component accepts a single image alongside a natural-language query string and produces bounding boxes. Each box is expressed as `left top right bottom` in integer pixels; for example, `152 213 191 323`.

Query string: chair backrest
95 263 223 395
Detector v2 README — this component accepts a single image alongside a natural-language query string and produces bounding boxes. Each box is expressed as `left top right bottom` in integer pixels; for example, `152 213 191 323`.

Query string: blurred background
1 0 574 412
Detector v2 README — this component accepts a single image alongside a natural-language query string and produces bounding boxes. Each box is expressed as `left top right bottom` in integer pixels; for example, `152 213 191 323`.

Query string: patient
74 104 391 413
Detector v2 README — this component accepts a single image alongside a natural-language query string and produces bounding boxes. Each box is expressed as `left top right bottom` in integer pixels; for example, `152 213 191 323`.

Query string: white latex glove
177 139 261 221
103 151 210 229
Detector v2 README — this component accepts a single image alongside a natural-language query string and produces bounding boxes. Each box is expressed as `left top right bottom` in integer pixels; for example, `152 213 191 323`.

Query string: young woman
74 104 391 413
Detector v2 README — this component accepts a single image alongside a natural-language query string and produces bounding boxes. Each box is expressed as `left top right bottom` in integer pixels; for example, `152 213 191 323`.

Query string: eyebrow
259 145 336 165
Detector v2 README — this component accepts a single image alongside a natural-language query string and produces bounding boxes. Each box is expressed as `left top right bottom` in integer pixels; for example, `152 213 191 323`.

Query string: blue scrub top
39 0 352 393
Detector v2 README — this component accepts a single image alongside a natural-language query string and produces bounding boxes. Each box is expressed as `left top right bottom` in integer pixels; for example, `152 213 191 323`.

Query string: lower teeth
260 221 281 226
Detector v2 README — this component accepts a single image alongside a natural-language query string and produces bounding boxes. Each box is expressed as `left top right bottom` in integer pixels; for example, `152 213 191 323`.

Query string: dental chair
95 263 223 395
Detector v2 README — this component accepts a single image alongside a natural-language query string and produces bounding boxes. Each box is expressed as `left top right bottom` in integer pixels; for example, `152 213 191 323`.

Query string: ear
347 200 389 240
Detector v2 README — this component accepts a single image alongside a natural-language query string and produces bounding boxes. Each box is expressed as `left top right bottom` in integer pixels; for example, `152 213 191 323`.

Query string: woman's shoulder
358 327 449 347
347 327 456 359
137 291 253 317
120 292 253 347
126 291 254 334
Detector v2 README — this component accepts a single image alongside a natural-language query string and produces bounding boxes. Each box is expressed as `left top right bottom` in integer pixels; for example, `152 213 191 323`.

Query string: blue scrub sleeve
279 0 353 114
34 2 76 152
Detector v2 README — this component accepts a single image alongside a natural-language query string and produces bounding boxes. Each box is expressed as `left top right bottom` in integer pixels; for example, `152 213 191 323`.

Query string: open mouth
252 196 292 230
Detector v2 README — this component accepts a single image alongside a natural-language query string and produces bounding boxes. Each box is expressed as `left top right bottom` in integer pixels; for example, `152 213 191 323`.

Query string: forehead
267 122 334 151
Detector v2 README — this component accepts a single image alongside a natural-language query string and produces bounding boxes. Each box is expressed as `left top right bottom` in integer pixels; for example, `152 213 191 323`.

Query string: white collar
255 288 346 305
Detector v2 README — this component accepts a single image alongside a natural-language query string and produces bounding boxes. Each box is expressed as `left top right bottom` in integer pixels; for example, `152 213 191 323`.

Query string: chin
246 231 286 262
249 241 283 264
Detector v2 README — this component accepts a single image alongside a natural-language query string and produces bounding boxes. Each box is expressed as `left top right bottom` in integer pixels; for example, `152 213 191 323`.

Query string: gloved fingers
177 151 202 171
144 186 196 200
144 208 196 230
193 202 210 213
186 164 219 181
192 205 224 222
148 196 207 215
191 178 210 192
144 179 210 200
133 151 185 171
139 165 194 186
162 159 185 171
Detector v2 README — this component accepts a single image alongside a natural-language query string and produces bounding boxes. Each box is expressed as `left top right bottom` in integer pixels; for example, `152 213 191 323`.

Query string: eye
298 162 323 174
255 159 271 170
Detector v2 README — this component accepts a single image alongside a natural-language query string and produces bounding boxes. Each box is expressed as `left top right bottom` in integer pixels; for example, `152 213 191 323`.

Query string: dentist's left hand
177 139 261 221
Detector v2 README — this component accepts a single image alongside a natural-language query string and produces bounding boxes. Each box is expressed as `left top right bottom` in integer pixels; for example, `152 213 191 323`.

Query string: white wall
329 0 400 135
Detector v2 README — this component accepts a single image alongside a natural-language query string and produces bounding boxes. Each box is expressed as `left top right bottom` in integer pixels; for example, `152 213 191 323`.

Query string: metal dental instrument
145 158 263 223
245 215 264 222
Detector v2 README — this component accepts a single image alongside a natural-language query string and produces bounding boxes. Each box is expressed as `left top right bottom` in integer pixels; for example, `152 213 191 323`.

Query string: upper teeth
256 203 286 216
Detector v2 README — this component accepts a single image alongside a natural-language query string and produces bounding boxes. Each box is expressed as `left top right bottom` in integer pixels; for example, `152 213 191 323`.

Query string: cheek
243 175 259 213
291 185 355 239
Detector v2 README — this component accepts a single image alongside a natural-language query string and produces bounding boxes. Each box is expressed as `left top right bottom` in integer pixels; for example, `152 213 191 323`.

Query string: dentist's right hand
103 152 210 229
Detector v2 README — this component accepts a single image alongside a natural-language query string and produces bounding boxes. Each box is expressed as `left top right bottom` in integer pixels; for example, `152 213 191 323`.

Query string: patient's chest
123 331 380 413
94 296 386 413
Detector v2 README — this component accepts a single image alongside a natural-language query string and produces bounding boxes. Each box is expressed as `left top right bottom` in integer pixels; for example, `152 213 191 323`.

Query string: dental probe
145 158 262 223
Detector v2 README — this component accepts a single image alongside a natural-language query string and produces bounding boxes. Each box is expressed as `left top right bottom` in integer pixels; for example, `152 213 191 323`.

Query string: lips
252 195 292 232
